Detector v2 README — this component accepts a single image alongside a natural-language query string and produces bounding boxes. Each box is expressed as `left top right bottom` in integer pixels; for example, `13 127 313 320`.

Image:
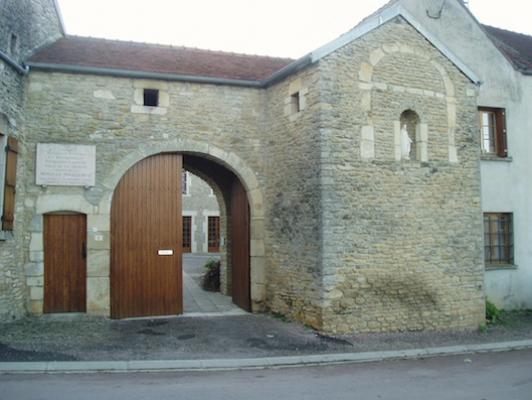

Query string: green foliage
204 259 219 271
201 259 220 292
485 300 501 323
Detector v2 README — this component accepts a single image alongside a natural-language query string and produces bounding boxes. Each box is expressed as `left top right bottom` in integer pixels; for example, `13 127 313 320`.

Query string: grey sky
56 0 531 58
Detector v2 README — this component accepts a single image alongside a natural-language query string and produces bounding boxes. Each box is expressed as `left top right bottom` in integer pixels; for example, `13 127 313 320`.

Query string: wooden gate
43 213 87 313
231 179 250 311
111 154 183 319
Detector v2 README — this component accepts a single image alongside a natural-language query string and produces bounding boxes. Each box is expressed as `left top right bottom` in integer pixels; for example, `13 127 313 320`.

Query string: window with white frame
182 171 190 196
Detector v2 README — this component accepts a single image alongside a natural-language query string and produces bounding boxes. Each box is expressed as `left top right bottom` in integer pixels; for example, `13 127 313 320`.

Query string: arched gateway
110 152 251 319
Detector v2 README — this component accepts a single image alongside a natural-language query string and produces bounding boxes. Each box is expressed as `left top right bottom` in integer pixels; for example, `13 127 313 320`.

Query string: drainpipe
0 49 29 75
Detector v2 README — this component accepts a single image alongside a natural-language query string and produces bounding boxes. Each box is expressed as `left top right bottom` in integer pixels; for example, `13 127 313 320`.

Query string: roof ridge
481 24 532 39
63 35 294 61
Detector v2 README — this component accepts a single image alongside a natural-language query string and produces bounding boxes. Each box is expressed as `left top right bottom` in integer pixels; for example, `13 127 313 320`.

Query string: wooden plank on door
111 154 182 319
44 213 87 313
231 179 251 311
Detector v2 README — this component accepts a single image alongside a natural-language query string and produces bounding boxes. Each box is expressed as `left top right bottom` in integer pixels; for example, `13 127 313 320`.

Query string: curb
1 340 532 374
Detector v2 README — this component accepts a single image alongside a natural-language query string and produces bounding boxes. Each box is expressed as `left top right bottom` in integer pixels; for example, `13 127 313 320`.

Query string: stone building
0 0 64 319
181 171 221 254
0 0 529 333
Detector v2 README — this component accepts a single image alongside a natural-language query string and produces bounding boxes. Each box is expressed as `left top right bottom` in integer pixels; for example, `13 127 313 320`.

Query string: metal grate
484 213 513 265
182 216 192 251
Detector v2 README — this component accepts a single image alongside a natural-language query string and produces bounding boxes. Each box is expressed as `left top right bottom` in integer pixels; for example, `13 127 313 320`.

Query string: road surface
1 349 531 400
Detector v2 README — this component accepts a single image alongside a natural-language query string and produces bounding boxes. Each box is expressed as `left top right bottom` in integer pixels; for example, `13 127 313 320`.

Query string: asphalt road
1 350 531 400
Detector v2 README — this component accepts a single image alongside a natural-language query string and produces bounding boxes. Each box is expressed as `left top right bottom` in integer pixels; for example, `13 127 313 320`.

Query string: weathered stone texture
262 66 324 327
0 0 63 320
317 17 484 333
0 0 63 62
3 12 485 333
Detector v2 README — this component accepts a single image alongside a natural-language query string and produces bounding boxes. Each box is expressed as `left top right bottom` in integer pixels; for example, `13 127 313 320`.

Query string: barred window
484 213 513 265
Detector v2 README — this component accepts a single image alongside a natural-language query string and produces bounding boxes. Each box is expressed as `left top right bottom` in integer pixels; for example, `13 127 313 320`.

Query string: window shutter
2 136 18 231
496 110 508 158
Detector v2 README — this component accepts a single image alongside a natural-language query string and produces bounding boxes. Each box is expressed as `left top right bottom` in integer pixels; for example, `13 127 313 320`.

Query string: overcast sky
56 0 531 58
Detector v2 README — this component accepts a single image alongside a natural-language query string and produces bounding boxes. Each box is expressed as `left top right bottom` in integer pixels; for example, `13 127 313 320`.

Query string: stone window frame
478 107 508 159
284 78 308 121
9 33 18 56
483 212 514 267
130 80 170 115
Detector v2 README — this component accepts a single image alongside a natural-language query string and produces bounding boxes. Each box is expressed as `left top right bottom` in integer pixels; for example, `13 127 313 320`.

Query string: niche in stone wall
395 110 428 162
399 110 419 160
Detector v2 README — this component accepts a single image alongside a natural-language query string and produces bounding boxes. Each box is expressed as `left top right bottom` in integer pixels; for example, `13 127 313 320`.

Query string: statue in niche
401 124 412 160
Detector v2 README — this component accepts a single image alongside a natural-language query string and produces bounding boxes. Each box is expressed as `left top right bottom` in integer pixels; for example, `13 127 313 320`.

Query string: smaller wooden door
208 216 220 252
231 179 250 311
183 216 192 253
44 213 87 313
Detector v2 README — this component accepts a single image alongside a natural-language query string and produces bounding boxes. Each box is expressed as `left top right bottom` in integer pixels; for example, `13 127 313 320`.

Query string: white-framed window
182 171 191 196
479 107 508 157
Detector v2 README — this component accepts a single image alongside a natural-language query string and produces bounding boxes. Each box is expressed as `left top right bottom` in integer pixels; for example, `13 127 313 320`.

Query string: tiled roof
28 36 294 81
482 25 532 73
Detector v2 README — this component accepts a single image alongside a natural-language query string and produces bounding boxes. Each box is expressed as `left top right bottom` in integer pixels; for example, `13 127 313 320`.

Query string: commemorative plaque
36 143 96 186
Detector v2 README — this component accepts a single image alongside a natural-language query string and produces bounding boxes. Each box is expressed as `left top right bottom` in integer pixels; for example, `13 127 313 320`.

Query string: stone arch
91 139 266 316
358 43 458 163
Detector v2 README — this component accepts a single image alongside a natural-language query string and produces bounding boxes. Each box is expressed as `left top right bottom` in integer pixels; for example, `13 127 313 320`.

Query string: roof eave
26 62 263 87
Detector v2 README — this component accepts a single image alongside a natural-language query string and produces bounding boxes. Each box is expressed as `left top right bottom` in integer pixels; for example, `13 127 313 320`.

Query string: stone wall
21 69 324 317
261 68 324 327
317 17 485 333
3 7 485 333
0 0 62 62
0 0 62 320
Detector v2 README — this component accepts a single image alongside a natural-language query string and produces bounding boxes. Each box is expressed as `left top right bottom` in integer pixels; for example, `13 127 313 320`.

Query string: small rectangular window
182 216 192 253
208 216 220 252
9 33 18 55
479 107 507 157
182 171 189 195
291 92 300 114
143 89 159 107
484 213 513 266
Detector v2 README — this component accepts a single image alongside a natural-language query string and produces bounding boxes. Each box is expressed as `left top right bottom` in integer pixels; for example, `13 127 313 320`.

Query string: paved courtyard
182 254 244 315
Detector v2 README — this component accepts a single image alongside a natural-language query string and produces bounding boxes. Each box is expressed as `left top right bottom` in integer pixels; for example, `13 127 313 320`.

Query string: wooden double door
111 153 251 318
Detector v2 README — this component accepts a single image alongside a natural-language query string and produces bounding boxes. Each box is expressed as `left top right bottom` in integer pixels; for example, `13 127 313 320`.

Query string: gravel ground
0 310 531 362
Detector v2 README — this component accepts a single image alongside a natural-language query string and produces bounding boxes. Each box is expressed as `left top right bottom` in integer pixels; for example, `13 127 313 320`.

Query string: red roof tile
483 25 532 73
28 36 294 81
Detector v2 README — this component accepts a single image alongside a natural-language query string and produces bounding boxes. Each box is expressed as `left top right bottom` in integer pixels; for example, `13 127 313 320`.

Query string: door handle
81 242 87 259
